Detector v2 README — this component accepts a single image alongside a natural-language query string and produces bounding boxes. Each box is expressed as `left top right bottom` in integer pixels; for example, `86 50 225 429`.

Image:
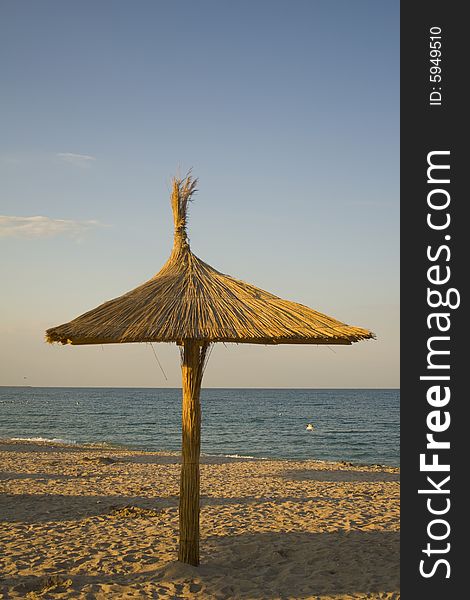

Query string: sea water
0 387 399 466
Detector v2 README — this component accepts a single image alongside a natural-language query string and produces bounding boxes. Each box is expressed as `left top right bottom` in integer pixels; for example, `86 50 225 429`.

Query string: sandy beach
0 441 399 599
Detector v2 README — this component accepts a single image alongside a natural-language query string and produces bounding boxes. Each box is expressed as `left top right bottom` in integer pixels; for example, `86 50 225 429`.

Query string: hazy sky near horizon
0 0 399 388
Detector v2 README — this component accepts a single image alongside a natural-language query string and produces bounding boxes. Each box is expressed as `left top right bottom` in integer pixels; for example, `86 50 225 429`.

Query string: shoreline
0 438 400 469
1 440 399 598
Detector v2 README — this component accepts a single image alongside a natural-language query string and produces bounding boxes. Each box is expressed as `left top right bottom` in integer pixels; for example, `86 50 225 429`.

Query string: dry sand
0 441 399 599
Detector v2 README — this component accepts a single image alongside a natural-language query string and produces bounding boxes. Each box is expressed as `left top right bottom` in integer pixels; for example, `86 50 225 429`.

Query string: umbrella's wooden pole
178 340 205 566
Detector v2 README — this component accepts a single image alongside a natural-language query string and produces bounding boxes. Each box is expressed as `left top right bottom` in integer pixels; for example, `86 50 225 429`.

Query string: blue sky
0 0 399 387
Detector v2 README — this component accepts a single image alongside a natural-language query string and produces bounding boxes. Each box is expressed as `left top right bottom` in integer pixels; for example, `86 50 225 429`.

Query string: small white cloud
0 215 101 239
57 152 96 167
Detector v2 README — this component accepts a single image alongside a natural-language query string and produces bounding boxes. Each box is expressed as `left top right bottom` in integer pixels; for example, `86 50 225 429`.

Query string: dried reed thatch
46 177 372 347
46 173 374 565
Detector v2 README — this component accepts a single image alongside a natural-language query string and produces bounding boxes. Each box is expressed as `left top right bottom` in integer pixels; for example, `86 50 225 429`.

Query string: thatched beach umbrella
46 174 374 566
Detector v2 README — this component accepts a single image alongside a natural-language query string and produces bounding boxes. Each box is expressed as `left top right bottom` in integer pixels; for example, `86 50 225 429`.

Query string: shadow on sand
0 491 363 523
1 530 399 599
282 468 400 483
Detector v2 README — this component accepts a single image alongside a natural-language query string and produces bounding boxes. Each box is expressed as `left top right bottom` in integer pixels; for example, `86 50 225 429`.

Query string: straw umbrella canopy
46 174 374 566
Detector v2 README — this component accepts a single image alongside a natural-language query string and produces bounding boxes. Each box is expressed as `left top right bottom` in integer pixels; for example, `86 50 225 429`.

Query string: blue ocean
0 388 399 466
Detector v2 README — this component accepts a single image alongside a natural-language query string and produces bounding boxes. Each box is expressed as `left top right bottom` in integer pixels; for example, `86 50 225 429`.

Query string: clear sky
0 0 399 388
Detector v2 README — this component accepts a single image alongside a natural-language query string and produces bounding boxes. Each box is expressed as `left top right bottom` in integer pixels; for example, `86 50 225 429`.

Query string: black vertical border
401 1 465 597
